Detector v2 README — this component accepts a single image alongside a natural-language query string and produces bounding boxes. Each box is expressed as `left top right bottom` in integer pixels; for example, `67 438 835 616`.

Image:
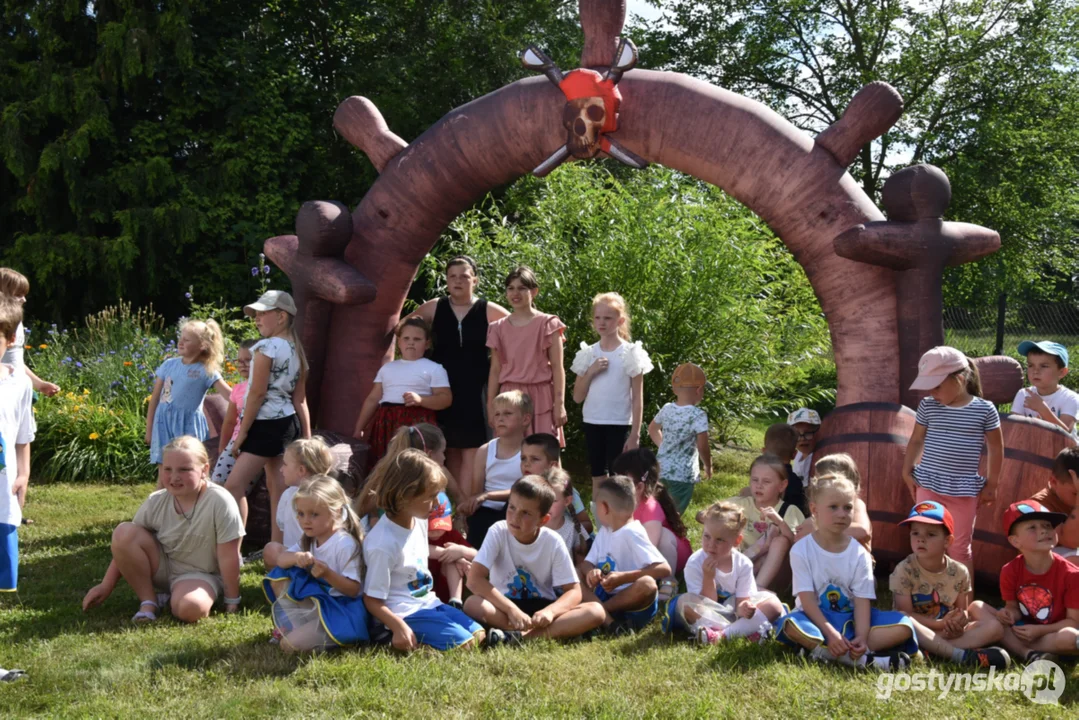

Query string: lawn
2 447 1076 718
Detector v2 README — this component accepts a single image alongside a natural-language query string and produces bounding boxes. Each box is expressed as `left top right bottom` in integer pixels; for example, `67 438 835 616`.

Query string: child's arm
460 442 490 514
696 431 711 479
13 442 30 508
846 499 872 546
216 538 242 612
1012 608 1079 644
293 373 311 439
1021 389 1076 432
144 377 164 446
466 560 533 630
82 560 123 610
352 382 383 439
272 549 315 569
797 590 850 656
212 378 231 397
626 374 644 451
549 334 567 429
533 582 583 629
310 560 362 598
698 556 720 602
995 600 1021 626
234 353 271 454
893 592 948 631
364 596 417 651
218 402 239 452
600 560 672 593
648 419 663 448
981 425 1004 506
486 351 502 421
760 507 797 543
580 560 601 589
575 509 594 535
901 424 927 499
571 356 604 404
24 366 60 396
403 386 451 411
848 596 871 659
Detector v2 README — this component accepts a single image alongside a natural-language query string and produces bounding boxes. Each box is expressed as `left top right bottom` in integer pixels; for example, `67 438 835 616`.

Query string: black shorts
466 505 506 549
582 423 630 477
507 596 552 615
240 415 301 457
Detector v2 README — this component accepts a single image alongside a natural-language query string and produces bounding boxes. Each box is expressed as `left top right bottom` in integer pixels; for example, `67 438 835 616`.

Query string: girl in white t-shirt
264 475 367 652
353 316 452 471
362 449 484 651
663 501 784 644
264 437 336 557
776 475 917 670
571 292 653 482
542 467 589 566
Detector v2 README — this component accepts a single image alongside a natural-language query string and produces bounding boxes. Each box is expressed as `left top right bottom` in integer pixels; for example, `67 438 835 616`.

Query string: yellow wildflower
38 344 47 349
24 345 31 350
82 388 90 395
73 405 81 411
89 432 100 440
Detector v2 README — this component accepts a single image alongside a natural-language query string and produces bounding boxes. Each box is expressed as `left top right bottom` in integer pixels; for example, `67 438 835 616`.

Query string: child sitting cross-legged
663 501 785 645
582 475 672 634
794 453 873 552
889 501 1009 669
776 474 917 670
995 500 1079 664
464 475 606 646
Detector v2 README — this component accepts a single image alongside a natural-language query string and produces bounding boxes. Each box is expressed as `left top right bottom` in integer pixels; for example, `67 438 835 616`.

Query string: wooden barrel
972 413 1078 581
813 403 917 568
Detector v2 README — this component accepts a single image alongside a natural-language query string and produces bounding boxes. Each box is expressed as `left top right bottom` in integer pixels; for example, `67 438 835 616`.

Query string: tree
632 0 1079 304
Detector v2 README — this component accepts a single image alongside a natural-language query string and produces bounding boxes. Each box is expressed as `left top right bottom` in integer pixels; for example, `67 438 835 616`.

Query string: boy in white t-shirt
583 476 671 633
664 501 785 644
0 298 34 594
1012 341 1078 434
464 476 605 645
648 363 711 514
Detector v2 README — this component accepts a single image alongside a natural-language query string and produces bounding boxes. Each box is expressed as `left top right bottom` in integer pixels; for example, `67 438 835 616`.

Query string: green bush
420 164 834 451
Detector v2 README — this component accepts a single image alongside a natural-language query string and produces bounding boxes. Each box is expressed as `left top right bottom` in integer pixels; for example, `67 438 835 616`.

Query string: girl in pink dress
485 266 567 447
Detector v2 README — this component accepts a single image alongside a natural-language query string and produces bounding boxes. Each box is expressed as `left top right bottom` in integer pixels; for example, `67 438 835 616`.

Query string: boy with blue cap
1013 340 1077 434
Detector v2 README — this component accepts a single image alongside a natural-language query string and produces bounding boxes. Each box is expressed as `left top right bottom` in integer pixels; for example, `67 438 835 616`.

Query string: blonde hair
161 435 210 471
814 453 861 491
699 500 747 534
384 423 446 458
808 473 858 507
363 449 446 516
293 475 364 566
0 268 29 297
180 319 225 376
592 292 632 341
493 389 534 418
750 453 788 483
287 437 335 478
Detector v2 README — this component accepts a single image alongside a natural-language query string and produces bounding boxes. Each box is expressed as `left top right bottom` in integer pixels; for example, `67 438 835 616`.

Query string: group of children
4 259 1079 675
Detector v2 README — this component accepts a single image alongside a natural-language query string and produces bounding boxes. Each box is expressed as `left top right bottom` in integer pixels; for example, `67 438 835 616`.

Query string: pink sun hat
909 346 969 391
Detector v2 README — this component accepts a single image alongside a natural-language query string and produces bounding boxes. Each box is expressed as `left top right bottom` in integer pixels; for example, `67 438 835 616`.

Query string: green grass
3 450 1078 718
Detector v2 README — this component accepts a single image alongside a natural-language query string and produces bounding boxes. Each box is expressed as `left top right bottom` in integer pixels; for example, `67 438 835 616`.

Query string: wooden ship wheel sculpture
262 0 1073 581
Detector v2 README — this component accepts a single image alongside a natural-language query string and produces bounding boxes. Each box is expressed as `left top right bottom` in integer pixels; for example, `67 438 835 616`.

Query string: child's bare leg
224 453 267 527
598 576 657 626
754 536 791 589
280 620 328 653
265 455 285 542
111 522 162 605
527 602 606 639
999 627 1033 658
867 624 914 653
950 601 1005 648
170 579 215 623
263 542 286 569
444 563 464 604
1019 628 1079 656
462 595 511 629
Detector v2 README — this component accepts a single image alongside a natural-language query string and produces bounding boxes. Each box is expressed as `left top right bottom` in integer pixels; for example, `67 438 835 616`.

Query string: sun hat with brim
1002 500 1068 536
909 346 969 391
244 290 297 317
672 363 706 389
1017 340 1069 369
428 491 453 533
787 408 821 426
899 500 954 535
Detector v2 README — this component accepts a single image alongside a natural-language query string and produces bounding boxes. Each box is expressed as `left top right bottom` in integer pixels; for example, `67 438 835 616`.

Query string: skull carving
564 96 607 158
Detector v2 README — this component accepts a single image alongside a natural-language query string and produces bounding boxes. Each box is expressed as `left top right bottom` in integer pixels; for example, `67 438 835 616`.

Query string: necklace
174 484 204 521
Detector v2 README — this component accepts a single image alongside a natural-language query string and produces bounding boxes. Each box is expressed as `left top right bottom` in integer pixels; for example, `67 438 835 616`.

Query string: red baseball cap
1002 500 1068 536
899 501 955 535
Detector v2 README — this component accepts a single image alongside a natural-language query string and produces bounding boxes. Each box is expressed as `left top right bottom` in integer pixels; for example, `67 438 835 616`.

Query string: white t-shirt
246 337 299 420
276 486 303 549
792 451 813 485
653 403 710 484
585 520 666 593
288 529 362 596
790 534 876 613
373 358 450 405
684 548 757 601
363 516 440 617
0 324 25 371
474 521 578 601
483 439 521 510
1011 386 1079 431
551 517 589 555
572 341 653 425
0 366 34 526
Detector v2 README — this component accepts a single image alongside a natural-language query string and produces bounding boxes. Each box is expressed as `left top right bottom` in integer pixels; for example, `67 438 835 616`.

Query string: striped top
913 396 1000 497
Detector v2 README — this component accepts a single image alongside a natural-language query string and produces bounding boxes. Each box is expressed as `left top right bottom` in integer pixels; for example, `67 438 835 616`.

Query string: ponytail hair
611 448 686 538
963 358 983 398
294 475 364 569
384 423 446 459
543 467 585 549
181 319 226 376
282 315 309 380
286 437 335 478
592 292 632 341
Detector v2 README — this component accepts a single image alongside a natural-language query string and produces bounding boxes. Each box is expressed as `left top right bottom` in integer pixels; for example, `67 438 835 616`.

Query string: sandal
132 600 158 623
658 578 678 603
0 668 28 682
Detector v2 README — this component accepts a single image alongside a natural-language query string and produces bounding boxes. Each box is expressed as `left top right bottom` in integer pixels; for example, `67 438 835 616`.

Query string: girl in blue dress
146 319 230 464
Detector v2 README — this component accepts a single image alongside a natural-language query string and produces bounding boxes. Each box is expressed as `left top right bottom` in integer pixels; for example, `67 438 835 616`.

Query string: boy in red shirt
996 500 1079 663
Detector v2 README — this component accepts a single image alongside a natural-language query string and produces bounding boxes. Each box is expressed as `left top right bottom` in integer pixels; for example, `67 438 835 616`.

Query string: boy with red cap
890 501 1009 668
996 500 1079 663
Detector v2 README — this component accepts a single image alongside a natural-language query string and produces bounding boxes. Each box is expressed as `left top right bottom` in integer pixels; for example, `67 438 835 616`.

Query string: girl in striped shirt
902 346 1004 578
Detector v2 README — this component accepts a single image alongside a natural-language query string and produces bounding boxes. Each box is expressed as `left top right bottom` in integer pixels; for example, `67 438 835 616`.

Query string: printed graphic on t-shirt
408 566 433 598
912 590 946 619
506 567 542 600
1017 584 1054 624
187 366 202 379
716 588 732 603
821 583 852 613
752 519 768 537
597 555 617 575
0 434 5 476
162 377 173 403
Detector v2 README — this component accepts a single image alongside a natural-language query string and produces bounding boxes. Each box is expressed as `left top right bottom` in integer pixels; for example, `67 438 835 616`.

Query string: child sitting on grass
664 501 784 645
264 475 367 653
995 500 1079 664
1030 447 1079 561
795 453 872 551
465 475 605 646
520 432 592 534
889 501 1009 669
776 474 916 670
542 467 590 566
582 476 671 634
266 437 335 550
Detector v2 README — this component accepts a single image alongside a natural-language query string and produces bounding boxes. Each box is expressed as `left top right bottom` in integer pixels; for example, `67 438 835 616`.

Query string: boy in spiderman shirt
996 500 1079 664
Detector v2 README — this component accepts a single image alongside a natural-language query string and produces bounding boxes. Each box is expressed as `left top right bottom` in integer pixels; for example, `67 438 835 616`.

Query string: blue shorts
0 523 17 592
596 584 659 630
776 606 918 655
403 603 484 650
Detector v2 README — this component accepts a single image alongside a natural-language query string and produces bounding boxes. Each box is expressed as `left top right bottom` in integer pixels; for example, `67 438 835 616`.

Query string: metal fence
943 301 1079 359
